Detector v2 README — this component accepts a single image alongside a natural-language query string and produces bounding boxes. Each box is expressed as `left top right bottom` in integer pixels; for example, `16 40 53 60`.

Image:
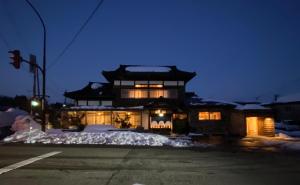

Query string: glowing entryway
246 117 258 136
246 117 275 137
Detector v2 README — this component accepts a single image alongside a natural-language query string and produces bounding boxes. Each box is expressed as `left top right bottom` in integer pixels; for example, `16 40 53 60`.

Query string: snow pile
11 115 41 132
83 125 117 132
0 108 28 127
3 130 192 147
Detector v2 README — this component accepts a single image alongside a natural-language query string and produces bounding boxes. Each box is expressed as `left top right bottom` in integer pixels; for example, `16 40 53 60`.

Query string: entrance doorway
246 117 258 136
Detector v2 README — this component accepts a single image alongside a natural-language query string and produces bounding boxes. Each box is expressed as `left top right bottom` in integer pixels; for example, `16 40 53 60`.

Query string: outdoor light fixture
31 100 39 107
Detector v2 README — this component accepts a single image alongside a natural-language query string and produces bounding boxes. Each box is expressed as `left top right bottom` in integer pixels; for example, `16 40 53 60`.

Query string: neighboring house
230 104 275 137
187 97 236 135
62 65 275 136
266 93 300 124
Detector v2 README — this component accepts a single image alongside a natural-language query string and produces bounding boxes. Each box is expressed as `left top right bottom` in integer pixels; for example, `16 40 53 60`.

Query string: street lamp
31 100 39 107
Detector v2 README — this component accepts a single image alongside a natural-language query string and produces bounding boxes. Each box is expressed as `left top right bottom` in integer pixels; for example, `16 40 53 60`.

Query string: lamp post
25 0 47 131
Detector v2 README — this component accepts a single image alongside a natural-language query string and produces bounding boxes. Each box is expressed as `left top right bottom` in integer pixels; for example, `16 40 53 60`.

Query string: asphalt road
0 145 300 185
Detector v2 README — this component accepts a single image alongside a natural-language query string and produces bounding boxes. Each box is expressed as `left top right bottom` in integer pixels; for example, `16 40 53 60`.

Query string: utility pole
25 0 47 131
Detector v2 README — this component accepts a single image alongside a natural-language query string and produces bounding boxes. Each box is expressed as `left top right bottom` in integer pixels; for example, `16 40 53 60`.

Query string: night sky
0 0 300 103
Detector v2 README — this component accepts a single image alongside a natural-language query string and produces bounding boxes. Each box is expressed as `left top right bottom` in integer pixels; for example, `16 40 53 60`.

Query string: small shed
230 104 275 137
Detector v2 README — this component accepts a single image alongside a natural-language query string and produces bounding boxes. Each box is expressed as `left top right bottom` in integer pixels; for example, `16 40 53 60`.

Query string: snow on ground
254 133 300 151
3 123 193 147
0 108 28 127
83 125 117 132
3 130 192 147
275 129 300 138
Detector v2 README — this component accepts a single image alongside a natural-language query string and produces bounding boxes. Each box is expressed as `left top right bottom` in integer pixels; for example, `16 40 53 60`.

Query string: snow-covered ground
3 123 194 147
251 133 300 151
3 129 193 147
275 129 300 138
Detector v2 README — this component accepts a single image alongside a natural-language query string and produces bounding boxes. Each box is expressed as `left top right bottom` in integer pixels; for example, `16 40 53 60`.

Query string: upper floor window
88 100 100 106
121 89 178 99
164 81 178 86
114 80 121 86
78 100 87 106
121 81 134 86
198 112 221 120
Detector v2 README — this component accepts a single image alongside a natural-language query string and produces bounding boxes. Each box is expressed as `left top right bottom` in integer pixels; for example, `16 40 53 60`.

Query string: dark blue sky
0 0 300 103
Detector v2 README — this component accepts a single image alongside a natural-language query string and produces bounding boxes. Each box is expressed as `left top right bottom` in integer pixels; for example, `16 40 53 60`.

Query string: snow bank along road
1 145 300 185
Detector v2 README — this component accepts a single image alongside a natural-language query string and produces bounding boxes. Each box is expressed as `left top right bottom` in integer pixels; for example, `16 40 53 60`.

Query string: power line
47 0 105 70
0 32 11 49
1 0 30 54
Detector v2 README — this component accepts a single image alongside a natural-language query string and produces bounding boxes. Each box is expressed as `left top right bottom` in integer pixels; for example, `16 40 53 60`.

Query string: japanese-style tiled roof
64 82 114 100
102 65 196 83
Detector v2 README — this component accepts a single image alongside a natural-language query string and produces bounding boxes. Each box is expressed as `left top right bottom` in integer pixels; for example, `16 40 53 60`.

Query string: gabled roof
102 65 196 83
64 82 114 100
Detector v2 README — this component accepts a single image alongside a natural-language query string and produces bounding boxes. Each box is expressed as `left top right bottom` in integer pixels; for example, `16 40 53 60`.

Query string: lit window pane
199 112 209 120
210 112 221 120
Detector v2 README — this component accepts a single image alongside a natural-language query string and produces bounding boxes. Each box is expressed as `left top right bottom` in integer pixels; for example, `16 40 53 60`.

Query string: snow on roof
235 104 269 110
189 97 237 106
68 105 144 110
90 82 102 90
275 93 300 103
125 66 171 72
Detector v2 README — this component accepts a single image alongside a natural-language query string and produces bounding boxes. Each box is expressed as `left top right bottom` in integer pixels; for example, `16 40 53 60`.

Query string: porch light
158 112 164 117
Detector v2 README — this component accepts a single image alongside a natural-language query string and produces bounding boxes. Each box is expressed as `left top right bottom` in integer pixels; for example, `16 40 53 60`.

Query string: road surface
0 144 300 185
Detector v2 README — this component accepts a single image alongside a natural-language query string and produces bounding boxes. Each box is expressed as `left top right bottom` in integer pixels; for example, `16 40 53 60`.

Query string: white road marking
0 151 61 175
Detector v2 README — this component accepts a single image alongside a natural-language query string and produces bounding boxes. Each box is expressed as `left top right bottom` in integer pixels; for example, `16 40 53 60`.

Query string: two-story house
62 65 195 133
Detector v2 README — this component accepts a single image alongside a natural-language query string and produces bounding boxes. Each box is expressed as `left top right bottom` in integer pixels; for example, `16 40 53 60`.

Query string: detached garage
230 104 275 137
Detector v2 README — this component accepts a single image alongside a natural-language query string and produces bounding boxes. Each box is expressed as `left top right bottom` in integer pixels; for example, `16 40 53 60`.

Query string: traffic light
29 54 36 73
8 50 22 69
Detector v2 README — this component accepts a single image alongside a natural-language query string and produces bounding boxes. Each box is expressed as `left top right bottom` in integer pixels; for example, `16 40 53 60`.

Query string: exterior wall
188 108 232 135
271 103 300 123
141 110 149 129
229 112 246 136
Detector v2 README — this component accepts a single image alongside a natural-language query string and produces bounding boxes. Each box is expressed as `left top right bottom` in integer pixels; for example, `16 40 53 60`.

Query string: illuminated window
149 90 164 98
121 89 177 99
135 84 148 88
199 112 209 120
134 89 148 98
173 113 187 120
209 112 221 120
149 84 163 88
198 112 221 120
